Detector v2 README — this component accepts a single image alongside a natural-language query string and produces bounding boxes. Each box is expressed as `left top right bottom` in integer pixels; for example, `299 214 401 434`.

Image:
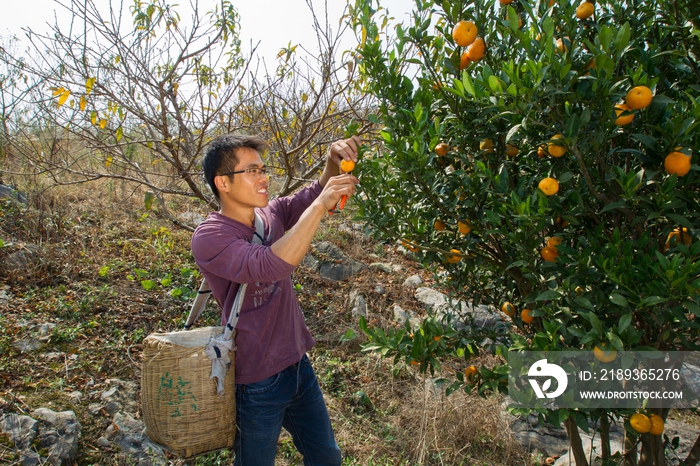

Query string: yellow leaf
91 112 97 125
104 156 112 168
301 93 308 103
99 119 107 129
79 96 87 111
52 87 65 96
85 77 96 95
57 89 71 107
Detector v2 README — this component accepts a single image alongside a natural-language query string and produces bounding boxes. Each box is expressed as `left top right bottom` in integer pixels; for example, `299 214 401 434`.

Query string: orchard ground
0 179 536 465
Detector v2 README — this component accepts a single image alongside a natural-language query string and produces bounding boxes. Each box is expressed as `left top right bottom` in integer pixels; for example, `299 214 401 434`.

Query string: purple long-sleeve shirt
191 181 322 384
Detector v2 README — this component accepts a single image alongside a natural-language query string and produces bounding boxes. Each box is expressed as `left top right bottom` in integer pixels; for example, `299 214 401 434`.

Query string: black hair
202 134 268 199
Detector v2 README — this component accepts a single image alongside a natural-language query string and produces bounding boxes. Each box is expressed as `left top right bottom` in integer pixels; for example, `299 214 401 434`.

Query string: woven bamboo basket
141 326 236 457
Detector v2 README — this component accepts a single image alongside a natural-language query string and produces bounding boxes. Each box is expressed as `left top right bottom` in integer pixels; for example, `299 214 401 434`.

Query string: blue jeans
233 354 342 466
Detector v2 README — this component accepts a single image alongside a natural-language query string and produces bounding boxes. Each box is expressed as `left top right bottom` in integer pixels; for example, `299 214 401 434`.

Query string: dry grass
0 174 532 465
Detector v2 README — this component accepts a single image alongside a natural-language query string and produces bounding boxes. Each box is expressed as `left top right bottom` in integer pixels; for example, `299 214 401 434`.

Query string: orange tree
348 0 700 464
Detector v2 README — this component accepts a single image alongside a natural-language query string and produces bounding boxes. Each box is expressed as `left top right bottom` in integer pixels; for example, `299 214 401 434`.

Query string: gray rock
303 241 366 281
31 408 81 465
0 184 28 203
349 291 367 319
369 262 393 273
414 287 504 330
393 305 421 329
105 413 167 465
0 413 39 450
404 274 423 287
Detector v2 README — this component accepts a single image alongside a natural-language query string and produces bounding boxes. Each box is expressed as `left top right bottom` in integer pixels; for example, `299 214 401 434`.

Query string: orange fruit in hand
501 301 516 317
614 104 635 126
548 134 566 157
459 52 471 70
458 220 472 235
576 1 594 20
435 142 449 156
593 342 617 363
445 249 462 263
467 37 486 61
649 414 665 435
480 138 494 153
464 365 479 383
521 308 534 324
340 159 355 173
540 246 558 262
452 21 478 47
538 177 560 196
664 151 691 176
626 86 653 109
630 413 652 434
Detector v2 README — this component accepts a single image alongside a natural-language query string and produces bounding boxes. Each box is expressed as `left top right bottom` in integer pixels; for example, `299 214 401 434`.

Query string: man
191 133 360 465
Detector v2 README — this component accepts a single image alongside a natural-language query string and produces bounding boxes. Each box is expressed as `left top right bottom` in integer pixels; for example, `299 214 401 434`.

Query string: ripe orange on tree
480 138 494 153
434 142 449 156
521 308 534 324
540 246 558 262
593 342 617 363
548 134 567 157
464 365 479 383
445 249 462 264
547 236 563 248
538 177 560 196
501 301 516 317
452 21 477 47
467 37 486 61
666 227 692 249
458 220 472 235
505 144 519 157
434 219 447 231
556 37 569 53
575 1 594 20
625 85 653 109
614 104 635 126
537 145 547 158
499 0 514 4
664 150 691 176
649 414 665 436
630 413 652 434
459 52 471 70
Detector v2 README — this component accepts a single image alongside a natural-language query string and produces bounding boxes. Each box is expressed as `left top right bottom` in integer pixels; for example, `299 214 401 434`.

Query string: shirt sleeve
192 221 295 285
267 181 323 231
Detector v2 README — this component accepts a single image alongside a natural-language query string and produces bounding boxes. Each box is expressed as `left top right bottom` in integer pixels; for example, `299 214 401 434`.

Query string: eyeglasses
218 167 268 178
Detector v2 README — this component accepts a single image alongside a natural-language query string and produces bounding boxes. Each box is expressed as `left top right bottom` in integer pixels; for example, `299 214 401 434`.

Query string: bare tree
0 0 376 228
1 0 254 225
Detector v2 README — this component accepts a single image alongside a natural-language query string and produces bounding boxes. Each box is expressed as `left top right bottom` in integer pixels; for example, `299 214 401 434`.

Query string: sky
0 0 415 65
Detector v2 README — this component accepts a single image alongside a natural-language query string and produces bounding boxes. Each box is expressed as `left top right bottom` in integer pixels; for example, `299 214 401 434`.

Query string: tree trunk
684 433 700 466
565 416 590 466
600 410 611 461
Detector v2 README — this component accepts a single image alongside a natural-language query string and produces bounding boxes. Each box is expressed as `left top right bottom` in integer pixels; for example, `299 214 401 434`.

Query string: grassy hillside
0 179 528 465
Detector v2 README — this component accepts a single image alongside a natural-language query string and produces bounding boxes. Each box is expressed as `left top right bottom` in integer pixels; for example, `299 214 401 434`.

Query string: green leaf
574 297 595 312
536 290 562 301
609 293 629 307
642 296 667 307
618 314 632 333
506 124 521 143
141 279 157 291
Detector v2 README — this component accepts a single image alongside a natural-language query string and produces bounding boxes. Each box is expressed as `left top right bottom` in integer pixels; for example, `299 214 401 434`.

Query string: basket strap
184 211 265 333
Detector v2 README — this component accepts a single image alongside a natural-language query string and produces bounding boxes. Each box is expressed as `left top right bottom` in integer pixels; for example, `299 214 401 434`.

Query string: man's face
218 147 269 210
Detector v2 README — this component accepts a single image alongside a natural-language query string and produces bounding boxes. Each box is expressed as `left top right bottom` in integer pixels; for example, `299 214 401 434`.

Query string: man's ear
214 175 230 194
